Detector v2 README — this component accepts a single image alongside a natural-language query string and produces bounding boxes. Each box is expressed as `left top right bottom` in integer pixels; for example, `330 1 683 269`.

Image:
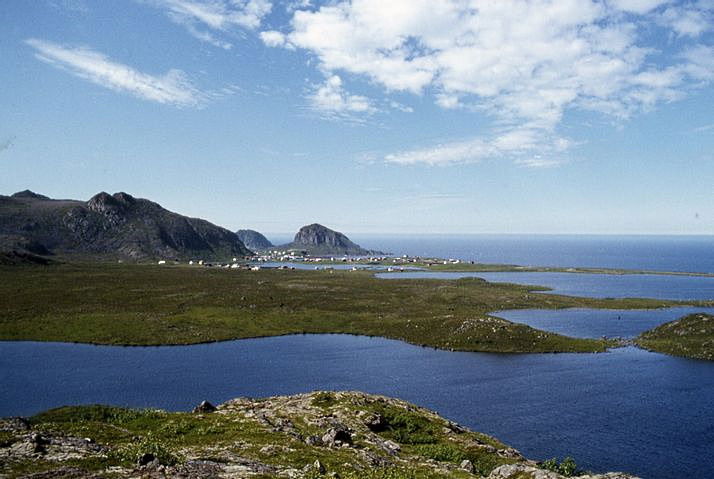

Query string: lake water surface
494 306 714 338
1 336 712 479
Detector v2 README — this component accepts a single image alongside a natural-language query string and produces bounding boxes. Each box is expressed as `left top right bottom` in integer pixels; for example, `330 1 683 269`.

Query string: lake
494 306 714 339
1 335 712 479
376 271 714 301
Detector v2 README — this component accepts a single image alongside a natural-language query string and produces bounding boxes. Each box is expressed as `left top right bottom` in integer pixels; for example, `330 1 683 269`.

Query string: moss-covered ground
2 263 708 352
636 313 714 360
0 391 541 478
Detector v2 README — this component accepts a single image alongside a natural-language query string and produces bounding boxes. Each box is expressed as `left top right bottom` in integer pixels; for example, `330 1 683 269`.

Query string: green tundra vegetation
1 262 708 353
636 313 714 360
0 391 590 479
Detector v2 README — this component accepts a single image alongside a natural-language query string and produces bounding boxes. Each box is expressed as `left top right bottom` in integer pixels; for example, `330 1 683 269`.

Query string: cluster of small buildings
156 258 275 271
155 253 474 270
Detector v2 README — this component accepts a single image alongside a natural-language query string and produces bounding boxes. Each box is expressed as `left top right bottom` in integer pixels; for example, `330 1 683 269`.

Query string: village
156 249 468 272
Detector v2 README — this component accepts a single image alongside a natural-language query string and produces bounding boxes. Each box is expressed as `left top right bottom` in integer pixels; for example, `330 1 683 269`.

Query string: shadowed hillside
0 190 252 261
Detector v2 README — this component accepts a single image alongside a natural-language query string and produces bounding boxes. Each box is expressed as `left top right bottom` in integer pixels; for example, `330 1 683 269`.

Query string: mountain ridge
236 229 274 250
0 190 252 261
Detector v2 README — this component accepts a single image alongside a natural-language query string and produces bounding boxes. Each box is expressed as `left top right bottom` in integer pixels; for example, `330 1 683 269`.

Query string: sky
1 0 713 235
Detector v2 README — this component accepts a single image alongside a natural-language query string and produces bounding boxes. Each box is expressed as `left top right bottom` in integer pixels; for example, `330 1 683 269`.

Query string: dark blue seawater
343 234 714 273
495 307 714 339
376 271 714 301
1 336 713 479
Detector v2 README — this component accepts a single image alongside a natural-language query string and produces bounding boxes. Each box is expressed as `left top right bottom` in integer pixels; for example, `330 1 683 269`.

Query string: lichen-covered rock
488 464 640 479
0 392 642 479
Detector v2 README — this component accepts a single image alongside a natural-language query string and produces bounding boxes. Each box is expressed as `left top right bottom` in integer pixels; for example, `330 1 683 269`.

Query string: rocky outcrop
0 190 252 261
488 464 638 479
280 223 374 256
0 391 641 479
192 400 217 413
10 190 50 200
236 229 273 251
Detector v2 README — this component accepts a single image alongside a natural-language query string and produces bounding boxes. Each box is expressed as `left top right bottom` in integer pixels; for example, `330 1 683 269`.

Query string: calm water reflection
494 306 714 338
2 335 712 479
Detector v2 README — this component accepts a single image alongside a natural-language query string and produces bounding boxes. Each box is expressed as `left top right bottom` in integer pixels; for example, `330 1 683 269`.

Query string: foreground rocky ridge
0 391 638 479
0 191 252 261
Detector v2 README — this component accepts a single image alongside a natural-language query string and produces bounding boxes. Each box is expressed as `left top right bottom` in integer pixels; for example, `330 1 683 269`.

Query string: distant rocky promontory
236 229 274 251
0 190 252 261
280 223 375 256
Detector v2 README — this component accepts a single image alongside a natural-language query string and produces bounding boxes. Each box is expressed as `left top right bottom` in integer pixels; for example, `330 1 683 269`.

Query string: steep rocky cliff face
236 229 274 250
0 191 252 261
281 223 373 255
0 391 640 479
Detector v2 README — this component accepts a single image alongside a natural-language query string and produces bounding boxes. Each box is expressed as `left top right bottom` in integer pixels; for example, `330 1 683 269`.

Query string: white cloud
384 128 571 168
682 44 714 81
389 100 413 113
609 0 669 14
146 0 272 48
658 2 713 37
435 94 460 110
26 38 206 107
693 123 714 132
269 0 714 166
285 0 311 12
308 75 376 118
48 0 90 14
260 30 288 48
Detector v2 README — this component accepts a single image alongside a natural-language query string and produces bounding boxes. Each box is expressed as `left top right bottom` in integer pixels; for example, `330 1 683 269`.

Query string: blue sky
1 0 713 234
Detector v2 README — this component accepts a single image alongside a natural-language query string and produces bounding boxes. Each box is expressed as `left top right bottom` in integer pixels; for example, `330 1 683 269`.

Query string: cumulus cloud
26 38 206 107
260 30 289 48
145 0 272 48
308 75 376 118
263 0 714 166
658 2 713 37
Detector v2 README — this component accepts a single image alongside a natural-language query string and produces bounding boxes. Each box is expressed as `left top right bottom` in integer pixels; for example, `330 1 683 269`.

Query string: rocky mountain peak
87 192 128 215
112 192 136 205
11 190 49 200
281 223 374 255
293 223 353 248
